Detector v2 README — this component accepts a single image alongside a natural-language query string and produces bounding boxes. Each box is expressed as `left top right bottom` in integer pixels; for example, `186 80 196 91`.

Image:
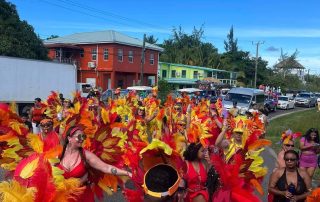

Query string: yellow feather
19 157 39 179
1 162 18 171
139 139 173 156
27 134 44 153
74 102 80 114
9 122 22 135
53 178 85 202
0 180 36 202
101 108 110 124
9 102 18 114
2 145 23 160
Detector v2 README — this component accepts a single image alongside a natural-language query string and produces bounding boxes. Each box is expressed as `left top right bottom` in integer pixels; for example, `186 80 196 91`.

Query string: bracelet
111 168 117 175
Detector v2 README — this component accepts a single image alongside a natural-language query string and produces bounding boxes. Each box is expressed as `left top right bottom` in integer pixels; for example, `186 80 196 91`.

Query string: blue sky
9 0 320 74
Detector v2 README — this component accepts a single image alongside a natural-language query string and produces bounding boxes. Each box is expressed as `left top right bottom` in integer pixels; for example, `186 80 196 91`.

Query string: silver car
294 93 317 108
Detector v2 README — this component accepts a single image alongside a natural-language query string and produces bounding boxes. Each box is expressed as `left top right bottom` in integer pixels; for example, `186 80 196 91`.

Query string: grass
266 108 320 179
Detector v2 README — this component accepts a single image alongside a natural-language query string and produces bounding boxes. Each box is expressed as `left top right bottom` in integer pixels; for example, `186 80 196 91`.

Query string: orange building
44 30 163 90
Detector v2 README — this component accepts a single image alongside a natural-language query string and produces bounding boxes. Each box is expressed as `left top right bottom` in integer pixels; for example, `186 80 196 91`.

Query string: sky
8 0 320 74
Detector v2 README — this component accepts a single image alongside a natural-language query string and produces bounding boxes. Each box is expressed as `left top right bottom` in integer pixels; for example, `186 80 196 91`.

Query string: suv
295 93 317 107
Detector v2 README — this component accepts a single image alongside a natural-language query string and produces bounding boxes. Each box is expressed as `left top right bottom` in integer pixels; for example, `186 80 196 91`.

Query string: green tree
157 79 172 104
224 25 238 53
221 26 270 87
0 0 48 60
145 35 158 44
160 26 220 68
46 35 59 40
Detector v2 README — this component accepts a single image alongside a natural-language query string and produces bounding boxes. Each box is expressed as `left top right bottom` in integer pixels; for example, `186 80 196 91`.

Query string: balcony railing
52 58 79 66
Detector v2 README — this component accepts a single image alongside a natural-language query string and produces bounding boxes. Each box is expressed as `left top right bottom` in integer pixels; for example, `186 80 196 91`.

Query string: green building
158 62 237 89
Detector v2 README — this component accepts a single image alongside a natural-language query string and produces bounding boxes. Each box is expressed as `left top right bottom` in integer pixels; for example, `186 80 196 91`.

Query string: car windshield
278 97 289 101
224 93 252 104
297 94 310 98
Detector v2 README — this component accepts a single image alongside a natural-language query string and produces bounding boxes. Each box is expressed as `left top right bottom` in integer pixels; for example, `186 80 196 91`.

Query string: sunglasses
284 144 294 147
284 158 297 162
73 134 87 141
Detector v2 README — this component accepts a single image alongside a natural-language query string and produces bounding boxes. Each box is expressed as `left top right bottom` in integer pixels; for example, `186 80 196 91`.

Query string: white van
223 88 265 114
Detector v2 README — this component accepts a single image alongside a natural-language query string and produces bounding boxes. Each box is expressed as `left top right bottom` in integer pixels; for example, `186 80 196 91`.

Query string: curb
269 108 314 121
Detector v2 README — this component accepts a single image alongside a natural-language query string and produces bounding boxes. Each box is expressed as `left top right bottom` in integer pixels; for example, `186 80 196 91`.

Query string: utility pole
140 34 146 86
253 41 264 88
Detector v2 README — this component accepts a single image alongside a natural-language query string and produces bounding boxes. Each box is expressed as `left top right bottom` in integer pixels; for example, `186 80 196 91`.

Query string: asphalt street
0 106 314 201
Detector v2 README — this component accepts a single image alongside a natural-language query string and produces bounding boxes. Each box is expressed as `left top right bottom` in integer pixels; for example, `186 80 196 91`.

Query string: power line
40 0 169 33
56 0 167 31
40 0 143 30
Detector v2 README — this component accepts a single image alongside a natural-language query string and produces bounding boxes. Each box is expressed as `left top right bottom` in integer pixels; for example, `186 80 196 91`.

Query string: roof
275 59 305 69
229 88 264 96
165 78 198 84
127 86 152 91
159 62 235 73
177 88 202 93
44 30 163 52
200 77 222 83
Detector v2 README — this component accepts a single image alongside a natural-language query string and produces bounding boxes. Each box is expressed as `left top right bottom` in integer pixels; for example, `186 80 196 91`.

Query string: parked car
294 93 317 107
277 96 295 109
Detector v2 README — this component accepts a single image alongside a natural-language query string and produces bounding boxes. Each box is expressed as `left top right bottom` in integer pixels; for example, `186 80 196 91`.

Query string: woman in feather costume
58 125 132 202
38 118 60 152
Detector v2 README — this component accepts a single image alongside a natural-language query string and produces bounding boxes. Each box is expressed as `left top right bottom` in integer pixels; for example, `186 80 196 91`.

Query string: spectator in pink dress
299 128 320 178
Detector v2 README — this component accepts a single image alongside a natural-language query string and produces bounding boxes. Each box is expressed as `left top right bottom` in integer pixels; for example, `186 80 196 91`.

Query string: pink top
300 137 316 154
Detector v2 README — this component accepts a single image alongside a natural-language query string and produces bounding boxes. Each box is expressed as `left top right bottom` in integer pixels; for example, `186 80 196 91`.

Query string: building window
171 70 176 78
80 50 84 58
91 48 97 61
55 49 60 58
118 49 123 62
193 71 198 79
103 48 108 60
182 70 186 78
128 50 133 63
150 53 154 65
162 70 167 78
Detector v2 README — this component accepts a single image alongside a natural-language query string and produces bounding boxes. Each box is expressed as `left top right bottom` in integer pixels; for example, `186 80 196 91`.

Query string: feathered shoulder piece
307 188 320 202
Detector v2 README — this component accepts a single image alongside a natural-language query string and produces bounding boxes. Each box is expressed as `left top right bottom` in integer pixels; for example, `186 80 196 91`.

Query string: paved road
0 106 315 201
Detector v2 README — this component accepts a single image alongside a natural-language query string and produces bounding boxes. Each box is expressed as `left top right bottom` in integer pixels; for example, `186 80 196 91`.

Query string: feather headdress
279 129 302 144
